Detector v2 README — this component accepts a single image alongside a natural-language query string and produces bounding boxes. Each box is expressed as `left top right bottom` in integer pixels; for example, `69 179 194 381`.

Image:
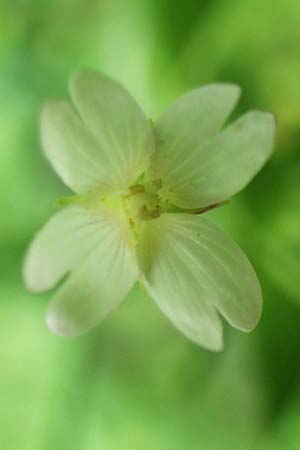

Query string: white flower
23 69 275 351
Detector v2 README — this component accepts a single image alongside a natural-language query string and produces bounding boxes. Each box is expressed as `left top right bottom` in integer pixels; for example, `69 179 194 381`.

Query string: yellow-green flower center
121 179 171 237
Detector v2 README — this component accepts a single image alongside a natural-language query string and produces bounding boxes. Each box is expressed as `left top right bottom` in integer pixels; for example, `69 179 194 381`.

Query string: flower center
123 179 167 227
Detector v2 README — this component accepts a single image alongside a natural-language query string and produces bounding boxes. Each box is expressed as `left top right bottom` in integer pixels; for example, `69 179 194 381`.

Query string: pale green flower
23 69 275 351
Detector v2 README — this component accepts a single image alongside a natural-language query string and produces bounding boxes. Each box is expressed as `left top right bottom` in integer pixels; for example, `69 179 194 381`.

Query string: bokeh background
1 0 300 449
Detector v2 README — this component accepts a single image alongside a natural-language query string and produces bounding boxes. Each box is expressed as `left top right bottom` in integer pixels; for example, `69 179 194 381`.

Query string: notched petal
45 207 138 337
23 205 104 293
151 82 276 209
138 213 262 350
137 216 224 351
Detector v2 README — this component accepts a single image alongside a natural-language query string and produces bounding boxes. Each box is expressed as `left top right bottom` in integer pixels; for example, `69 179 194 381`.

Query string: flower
23 69 275 351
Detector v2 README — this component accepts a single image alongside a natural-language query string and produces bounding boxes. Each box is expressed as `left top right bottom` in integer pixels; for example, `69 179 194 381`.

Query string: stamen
129 184 145 195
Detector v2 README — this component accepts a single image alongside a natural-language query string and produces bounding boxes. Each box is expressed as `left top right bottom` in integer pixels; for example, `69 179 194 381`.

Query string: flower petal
152 84 275 208
137 215 222 350
137 214 262 349
41 101 116 194
149 83 240 194
69 68 155 190
46 208 138 336
23 205 109 293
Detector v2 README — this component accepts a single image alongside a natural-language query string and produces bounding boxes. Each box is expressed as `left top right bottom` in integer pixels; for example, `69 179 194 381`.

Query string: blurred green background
1 0 300 449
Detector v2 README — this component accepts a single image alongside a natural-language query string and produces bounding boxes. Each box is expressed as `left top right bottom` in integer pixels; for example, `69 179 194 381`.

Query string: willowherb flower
23 69 275 351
